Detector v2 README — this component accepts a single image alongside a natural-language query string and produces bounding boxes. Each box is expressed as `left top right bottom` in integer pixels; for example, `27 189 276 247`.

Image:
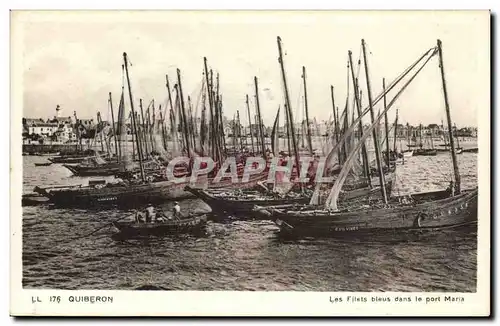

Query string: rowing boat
112 213 207 237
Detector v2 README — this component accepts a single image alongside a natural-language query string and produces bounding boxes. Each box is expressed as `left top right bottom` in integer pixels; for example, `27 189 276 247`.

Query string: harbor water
22 145 478 292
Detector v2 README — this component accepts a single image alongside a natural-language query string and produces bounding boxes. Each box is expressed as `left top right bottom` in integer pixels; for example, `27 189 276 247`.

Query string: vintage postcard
10 10 490 316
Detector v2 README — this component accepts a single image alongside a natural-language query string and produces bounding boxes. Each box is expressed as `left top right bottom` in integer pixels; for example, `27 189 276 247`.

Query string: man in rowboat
172 202 181 220
145 204 156 223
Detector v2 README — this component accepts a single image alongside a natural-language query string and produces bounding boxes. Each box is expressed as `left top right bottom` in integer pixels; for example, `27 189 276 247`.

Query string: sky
15 10 489 127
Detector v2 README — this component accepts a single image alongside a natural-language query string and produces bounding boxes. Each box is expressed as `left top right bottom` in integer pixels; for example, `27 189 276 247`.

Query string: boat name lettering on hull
334 226 359 232
97 197 117 202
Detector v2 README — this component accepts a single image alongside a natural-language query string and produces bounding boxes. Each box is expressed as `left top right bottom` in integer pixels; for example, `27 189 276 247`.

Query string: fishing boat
112 213 207 237
413 148 437 156
256 38 477 238
261 187 477 237
48 149 104 164
402 150 414 158
34 162 52 167
185 185 310 214
412 123 437 156
186 179 393 215
22 192 50 206
462 147 477 153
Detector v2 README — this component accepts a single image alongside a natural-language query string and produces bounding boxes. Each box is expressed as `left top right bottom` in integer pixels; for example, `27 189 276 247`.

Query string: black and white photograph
10 9 490 316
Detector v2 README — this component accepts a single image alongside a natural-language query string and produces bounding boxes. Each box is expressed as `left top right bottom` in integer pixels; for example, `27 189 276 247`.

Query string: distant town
23 105 478 145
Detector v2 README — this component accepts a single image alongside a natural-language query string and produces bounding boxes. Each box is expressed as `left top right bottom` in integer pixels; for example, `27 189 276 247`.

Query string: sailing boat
413 123 437 156
255 40 477 237
187 39 393 215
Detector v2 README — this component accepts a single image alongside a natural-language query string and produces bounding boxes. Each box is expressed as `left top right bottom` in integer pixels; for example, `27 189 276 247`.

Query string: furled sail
325 47 437 210
270 106 281 157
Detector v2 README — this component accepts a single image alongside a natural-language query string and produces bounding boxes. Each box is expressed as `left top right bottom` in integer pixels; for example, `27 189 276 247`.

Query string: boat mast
330 86 342 166
123 52 145 181
96 112 105 154
277 36 302 190
393 109 399 152
383 78 391 164
130 112 135 161
254 76 266 159
348 51 371 181
108 92 119 161
361 39 387 203
138 99 147 158
245 94 255 154
437 40 461 193
159 107 167 151
177 68 191 159
302 66 313 155
202 58 215 159
149 100 156 153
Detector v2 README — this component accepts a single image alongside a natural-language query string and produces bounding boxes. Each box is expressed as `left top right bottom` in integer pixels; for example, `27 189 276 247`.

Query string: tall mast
393 109 399 152
254 77 266 159
330 86 339 145
361 39 387 203
383 78 391 164
177 68 191 159
203 58 215 159
277 36 301 190
139 99 149 158
348 51 371 181
302 66 313 154
108 92 119 161
438 39 461 193
123 52 145 182
96 112 105 153
245 94 255 154
130 112 135 161
285 103 292 155
236 110 243 151
159 106 167 151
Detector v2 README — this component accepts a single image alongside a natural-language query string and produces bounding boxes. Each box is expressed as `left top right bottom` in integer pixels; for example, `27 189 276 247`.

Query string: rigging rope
323 46 438 169
325 46 438 209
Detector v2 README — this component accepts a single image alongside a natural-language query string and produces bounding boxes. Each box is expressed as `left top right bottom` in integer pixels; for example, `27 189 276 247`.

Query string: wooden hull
266 188 477 237
112 214 207 237
34 171 269 208
185 186 310 214
402 150 413 158
36 180 194 208
187 180 393 215
413 149 438 156
63 163 121 176
49 156 92 164
22 193 50 206
34 162 52 167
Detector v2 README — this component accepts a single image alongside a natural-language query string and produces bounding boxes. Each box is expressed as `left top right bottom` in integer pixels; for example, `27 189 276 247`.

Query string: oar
54 214 133 246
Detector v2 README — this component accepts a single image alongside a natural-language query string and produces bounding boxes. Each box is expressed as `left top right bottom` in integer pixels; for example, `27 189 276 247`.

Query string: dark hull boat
413 148 438 156
49 156 95 164
258 188 477 238
112 214 207 238
62 163 121 176
22 193 50 206
33 180 194 208
33 170 269 208
63 159 160 177
34 162 52 167
185 186 310 215
186 179 393 215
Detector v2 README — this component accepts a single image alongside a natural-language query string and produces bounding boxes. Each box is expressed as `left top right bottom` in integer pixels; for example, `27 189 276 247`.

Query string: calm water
22 146 478 291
